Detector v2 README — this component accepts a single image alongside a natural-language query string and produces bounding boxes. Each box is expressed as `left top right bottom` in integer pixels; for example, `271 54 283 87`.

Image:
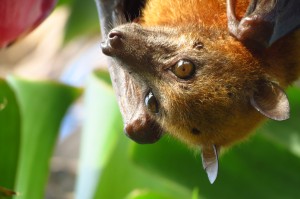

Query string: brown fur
136 0 300 148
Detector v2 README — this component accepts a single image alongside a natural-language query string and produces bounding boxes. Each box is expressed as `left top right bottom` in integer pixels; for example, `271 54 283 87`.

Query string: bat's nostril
101 30 123 56
108 30 122 39
107 30 123 49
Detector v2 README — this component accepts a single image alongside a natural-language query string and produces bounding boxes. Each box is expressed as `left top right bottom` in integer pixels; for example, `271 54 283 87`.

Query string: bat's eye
172 60 195 79
145 92 159 114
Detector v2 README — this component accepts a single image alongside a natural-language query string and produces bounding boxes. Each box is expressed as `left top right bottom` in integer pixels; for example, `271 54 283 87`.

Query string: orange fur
141 0 249 27
141 0 227 28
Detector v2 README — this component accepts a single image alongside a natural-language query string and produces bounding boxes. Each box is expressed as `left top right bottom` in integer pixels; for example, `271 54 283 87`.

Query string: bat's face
101 23 289 148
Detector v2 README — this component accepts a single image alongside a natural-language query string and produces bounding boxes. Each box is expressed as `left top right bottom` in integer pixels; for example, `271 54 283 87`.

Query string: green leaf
63 0 99 43
56 0 74 7
216 135 300 199
93 136 191 199
76 70 122 199
130 137 205 188
7 76 81 199
191 188 199 199
131 133 300 198
0 79 20 196
124 189 175 199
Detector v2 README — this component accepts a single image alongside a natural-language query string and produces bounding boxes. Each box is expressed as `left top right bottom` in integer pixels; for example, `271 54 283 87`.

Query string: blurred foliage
63 0 100 43
76 70 122 199
0 0 300 199
8 77 81 199
0 80 20 193
56 0 74 6
0 77 81 199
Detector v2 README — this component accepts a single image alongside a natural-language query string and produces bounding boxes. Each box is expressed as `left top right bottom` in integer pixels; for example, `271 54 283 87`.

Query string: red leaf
0 0 56 48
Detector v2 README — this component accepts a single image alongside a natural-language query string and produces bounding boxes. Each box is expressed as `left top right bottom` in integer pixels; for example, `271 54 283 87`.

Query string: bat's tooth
201 145 219 184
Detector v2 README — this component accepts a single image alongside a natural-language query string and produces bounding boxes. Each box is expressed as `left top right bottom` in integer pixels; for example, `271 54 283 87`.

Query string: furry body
130 0 300 147
101 0 300 148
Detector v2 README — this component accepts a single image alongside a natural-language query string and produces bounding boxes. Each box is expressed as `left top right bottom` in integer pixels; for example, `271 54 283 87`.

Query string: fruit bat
96 0 300 183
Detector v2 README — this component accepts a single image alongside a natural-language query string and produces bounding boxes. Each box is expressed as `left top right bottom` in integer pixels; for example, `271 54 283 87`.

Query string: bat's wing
96 0 163 144
96 0 145 37
227 0 300 49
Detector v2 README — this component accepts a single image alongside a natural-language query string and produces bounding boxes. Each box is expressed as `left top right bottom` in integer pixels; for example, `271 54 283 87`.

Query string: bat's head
101 23 289 148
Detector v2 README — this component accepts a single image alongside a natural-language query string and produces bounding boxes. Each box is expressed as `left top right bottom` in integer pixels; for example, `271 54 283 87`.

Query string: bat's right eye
145 92 159 114
172 60 195 79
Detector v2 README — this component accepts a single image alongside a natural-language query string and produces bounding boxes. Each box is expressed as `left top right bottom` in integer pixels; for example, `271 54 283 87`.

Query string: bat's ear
201 145 219 184
250 82 290 121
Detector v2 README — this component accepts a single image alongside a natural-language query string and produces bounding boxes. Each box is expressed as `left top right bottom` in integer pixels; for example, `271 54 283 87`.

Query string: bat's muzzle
124 114 163 144
101 25 164 144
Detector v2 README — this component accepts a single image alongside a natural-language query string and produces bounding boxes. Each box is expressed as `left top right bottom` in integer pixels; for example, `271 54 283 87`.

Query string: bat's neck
140 0 226 27
140 0 248 29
